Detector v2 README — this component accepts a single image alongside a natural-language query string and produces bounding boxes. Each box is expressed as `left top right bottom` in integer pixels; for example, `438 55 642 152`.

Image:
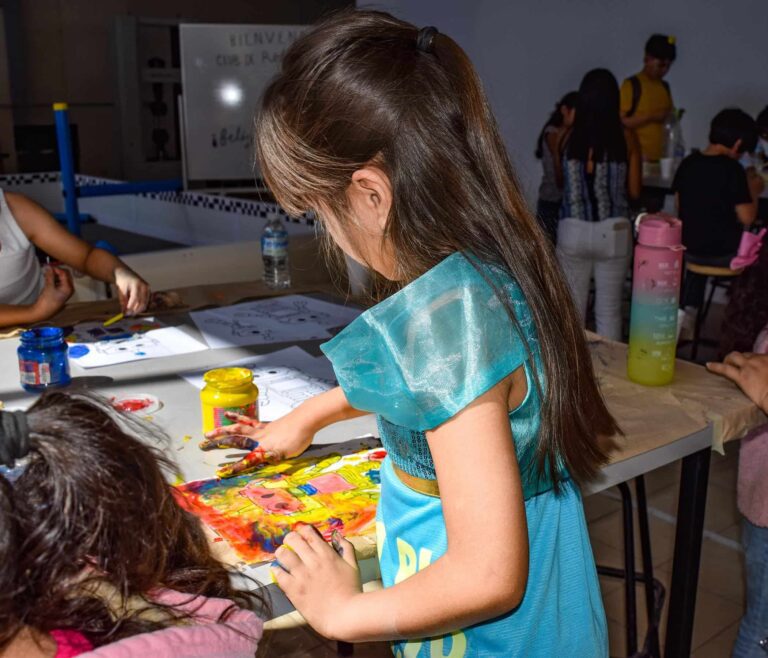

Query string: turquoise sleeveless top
322 252 560 498
321 252 608 657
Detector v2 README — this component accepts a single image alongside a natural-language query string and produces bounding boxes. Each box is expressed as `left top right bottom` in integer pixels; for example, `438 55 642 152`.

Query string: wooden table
0 300 763 657
586 334 764 656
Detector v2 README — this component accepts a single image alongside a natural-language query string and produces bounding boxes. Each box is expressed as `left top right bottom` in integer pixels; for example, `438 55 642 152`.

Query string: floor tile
692 620 740 658
709 454 738 490
584 491 621 522
647 481 739 534
607 617 632 657
720 522 743 543
682 588 742 651
588 509 676 568
602 557 743 652
642 461 682 496
696 538 745 605
591 538 628 596
601 563 672 626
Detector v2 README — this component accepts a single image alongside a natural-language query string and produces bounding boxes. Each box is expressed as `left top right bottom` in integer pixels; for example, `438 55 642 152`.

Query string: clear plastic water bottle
664 109 686 165
261 213 291 289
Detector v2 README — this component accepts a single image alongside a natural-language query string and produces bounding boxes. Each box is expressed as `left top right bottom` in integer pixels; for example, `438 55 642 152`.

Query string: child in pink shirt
708 331 768 657
0 391 266 657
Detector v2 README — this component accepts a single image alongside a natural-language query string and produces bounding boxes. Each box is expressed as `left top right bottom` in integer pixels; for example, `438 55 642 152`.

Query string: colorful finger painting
173 442 385 564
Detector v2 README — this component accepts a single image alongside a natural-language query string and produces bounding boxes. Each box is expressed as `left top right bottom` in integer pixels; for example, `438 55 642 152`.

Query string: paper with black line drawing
189 295 360 348
179 346 336 421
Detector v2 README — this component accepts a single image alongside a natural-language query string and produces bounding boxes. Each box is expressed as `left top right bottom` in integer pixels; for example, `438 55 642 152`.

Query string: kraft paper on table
588 334 766 457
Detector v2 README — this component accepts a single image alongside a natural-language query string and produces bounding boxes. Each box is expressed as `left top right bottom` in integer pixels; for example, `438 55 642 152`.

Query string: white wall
377 0 768 202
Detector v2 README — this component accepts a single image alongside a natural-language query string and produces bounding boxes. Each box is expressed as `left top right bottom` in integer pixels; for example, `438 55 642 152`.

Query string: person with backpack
620 34 676 162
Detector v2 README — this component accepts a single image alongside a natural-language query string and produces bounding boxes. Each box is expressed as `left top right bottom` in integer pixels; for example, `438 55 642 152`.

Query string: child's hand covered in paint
272 525 362 640
201 410 316 477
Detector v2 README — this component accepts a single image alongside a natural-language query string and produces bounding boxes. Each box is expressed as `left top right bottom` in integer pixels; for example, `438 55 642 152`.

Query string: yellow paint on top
203 367 254 388
53 102 68 110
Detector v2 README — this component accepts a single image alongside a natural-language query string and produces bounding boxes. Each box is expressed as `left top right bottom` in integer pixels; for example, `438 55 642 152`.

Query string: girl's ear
731 138 743 156
349 166 392 232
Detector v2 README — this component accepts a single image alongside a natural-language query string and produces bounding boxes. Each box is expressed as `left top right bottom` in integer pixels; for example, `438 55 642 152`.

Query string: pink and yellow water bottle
627 214 685 385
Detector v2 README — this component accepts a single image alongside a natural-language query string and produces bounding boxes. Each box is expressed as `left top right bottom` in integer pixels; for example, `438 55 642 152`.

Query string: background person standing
621 34 677 162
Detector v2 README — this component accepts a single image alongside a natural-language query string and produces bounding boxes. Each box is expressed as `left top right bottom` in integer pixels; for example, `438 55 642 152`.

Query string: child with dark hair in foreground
0 391 266 657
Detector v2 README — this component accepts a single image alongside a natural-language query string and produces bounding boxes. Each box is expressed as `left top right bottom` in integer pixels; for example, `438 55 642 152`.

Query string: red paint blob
113 398 152 412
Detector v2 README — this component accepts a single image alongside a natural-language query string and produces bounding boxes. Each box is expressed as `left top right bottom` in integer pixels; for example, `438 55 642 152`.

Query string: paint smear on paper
174 444 384 564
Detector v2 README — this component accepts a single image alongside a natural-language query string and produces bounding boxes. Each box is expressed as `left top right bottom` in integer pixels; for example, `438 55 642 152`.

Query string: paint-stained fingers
275 543 303 572
199 434 259 451
204 423 253 439
216 447 280 478
223 411 265 427
282 530 317 565
271 563 292 590
294 523 330 554
332 531 358 568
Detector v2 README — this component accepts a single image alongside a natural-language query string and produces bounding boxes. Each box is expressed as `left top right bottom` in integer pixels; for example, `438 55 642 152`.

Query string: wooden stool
683 262 742 360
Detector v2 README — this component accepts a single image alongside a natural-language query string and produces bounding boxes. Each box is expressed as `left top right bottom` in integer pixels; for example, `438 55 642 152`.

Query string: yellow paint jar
200 367 259 433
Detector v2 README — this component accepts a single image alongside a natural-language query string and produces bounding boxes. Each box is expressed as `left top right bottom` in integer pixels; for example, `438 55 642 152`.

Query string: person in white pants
556 68 641 341
556 216 632 341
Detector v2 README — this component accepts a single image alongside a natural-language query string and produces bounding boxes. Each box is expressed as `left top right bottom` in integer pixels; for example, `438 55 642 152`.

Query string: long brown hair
256 9 619 485
0 391 268 649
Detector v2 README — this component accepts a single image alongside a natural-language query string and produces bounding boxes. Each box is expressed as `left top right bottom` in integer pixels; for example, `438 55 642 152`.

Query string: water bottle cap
635 213 684 249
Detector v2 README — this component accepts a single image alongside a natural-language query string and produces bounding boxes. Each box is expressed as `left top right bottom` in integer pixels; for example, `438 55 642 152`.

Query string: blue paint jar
17 327 71 392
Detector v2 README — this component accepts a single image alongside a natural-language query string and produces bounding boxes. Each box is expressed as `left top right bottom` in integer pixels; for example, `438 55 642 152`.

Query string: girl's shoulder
321 253 539 430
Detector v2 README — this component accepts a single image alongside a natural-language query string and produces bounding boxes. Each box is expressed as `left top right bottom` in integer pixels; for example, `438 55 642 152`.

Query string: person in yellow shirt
620 34 676 161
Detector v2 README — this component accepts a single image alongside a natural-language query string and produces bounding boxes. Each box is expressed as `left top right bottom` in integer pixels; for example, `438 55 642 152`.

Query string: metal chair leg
618 481 638 656
635 475 661 658
690 276 714 361
596 479 667 658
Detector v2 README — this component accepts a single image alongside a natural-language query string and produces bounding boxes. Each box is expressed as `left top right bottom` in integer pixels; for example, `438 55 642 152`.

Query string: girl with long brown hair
206 9 618 656
0 391 266 657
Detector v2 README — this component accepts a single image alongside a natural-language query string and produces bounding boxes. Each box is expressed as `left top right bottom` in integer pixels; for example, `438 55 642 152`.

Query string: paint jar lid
203 367 254 390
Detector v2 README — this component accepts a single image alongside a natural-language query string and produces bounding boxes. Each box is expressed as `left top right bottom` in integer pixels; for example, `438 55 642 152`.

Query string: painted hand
114 266 151 315
272 525 362 640
202 410 316 478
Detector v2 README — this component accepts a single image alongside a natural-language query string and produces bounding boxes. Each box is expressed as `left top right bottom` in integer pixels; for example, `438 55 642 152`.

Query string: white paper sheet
179 346 336 421
189 295 361 349
68 321 208 369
